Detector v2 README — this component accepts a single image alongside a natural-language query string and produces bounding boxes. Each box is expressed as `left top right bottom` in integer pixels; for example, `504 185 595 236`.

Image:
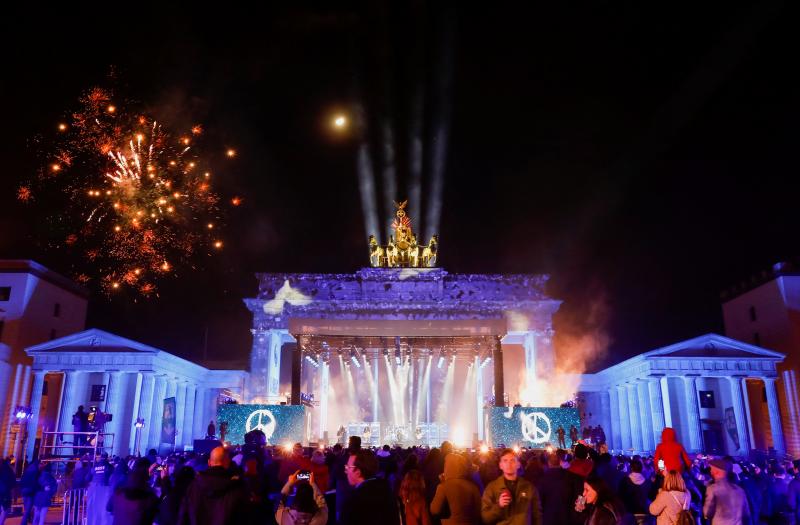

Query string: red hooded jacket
653 427 691 473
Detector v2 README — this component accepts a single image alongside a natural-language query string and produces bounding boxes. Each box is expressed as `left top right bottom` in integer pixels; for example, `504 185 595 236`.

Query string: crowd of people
2 426 799 525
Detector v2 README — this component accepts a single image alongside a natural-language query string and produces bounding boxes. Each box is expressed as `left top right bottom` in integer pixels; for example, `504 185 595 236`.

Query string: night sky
1 3 797 372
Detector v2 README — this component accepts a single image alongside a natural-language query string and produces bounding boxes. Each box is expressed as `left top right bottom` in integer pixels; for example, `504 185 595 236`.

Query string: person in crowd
206 421 216 439
20 459 39 525
569 444 594 479
570 426 579 447
341 448 400 525
280 443 312 484
653 428 691 474
764 464 794 525
594 454 624 497
334 436 361 523
619 459 652 520
649 470 691 525
574 475 627 525
275 470 328 525
788 460 800 525
557 427 567 449
481 448 542 525
400 470 432 525
157 466 195 525
308 449 329 493
73 405 89 451
378 445 398 482
537 450 583 525
0 459 16 525
703 458 750 525
32 462 57 525
430 453 481 524
522 455 545 488
107 465 159 525
178 446 247 525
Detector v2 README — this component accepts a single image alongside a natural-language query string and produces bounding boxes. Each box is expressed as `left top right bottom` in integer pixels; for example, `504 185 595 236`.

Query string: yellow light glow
166 207 174 213
58 123 67 131
214 241 223 249
112 282 120 289
204 172 210 178
188 162 195 168
134 269 141 275
173 192 180 198
512 445 521 454
207 223 214 229
114 226 121 232
136 133 144 141
107 105 116 113
51 164 61 172
333 115 347 128
226 149 236 157
480 444 489 454
282 442 293 453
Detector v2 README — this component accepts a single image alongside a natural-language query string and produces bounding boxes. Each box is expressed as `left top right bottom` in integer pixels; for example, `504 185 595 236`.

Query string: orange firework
23 83 230 297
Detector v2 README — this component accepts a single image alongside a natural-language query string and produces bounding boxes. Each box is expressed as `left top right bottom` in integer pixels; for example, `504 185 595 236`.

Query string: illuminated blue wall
487 406 579 448
217 404 307 445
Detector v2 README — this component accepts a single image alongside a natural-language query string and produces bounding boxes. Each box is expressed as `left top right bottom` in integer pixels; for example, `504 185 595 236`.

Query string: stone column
104 372 125 456
647 377 666 447
291 345 301 405
616 385 631 451
25 371 46 460
148 375 168 451
126 373 143 456
184 384 197 447
135 372 155 454
781 370 800 457
728 376 750 456
682 376 702 452
493 337 504 407
741 378 755 451
56 371 80 454
609 386 621 450
636 380 654 452
12 365 31 459
764 377 786 454
175 382 187 449
3 364 23 457
625 383 642 452
193 387 207 440
476 356 484 440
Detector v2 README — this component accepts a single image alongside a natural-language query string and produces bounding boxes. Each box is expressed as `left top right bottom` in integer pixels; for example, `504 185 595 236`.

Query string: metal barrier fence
62 488 87 525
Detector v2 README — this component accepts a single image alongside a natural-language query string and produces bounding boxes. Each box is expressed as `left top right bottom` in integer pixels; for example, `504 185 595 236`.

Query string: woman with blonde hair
648 471 692 525
399 470 431 525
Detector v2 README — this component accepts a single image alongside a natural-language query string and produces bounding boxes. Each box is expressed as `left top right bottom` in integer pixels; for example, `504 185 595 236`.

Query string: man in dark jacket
178 446 247 525
537 451 583 525
20 460 40 525
341 449 400 525
618 459 651 516
482 448 542 525
107 467 159 525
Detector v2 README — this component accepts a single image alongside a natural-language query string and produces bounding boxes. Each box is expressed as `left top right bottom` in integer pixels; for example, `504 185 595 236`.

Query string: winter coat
649 489 690 525
481 474 542 525
33 471 57 508
107 486 159 525
585 502 624 525
178 466 248 525
536 467 584 525
430 454 482 525
653 428 691 473
340 477 400 525
20 463 40 497
274 481 327 525
619 473 652 514
703 479 751 525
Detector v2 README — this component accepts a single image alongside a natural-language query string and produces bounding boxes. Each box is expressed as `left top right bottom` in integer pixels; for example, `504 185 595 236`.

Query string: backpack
670 492 694 525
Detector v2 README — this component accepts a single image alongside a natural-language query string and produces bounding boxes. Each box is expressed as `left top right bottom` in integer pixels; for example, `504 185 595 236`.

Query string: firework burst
22 86 230 296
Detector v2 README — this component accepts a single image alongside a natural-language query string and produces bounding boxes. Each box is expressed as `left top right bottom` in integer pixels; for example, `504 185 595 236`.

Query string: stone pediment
25 328 159 355
643 333 784 360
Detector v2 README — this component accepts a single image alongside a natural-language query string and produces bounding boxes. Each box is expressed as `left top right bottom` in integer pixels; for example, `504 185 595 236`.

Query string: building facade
578 334 785 457
721 263 800 457
22 329 248 457
0 260 88 459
